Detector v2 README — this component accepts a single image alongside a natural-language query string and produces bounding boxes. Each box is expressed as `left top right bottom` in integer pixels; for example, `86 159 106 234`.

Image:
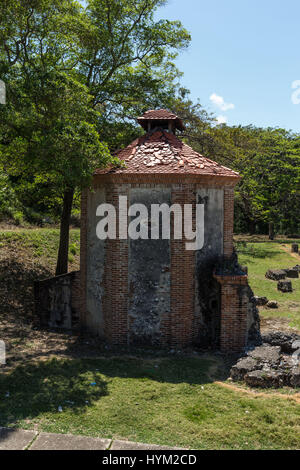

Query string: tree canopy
0 0 191 272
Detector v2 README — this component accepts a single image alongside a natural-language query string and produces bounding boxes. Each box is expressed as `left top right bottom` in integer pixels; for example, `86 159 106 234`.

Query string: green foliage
0 0 191 231
0 172 20 218
1 0 297 238
178 96 300 234
0 70 112 190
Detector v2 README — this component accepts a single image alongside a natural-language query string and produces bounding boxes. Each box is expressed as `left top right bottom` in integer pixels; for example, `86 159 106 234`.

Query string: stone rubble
266 300 278 309
277 280 293 293
284 268 299 279
230 332 300 388
254 296 268 306
265 269 287 281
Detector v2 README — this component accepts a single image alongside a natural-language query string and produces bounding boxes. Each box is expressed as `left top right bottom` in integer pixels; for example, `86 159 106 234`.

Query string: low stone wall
34 271 81 330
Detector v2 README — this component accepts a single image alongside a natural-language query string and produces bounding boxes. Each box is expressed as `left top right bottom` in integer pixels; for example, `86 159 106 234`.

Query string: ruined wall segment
195 187 224 348
85 185 106 336
128 186 171 346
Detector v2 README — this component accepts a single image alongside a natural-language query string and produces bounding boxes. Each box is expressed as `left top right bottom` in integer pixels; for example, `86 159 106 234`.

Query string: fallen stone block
230 333 300 389
230 357 259 381
265 269 287 281
283 268 299 279
266 300 278 309
279 354 297 370
277 280 293 293
290 366 300 387
292 349 300 361
292 340 300 352
291 244 299 253
262 332 300 353
293 265 300 272
248 345 281 365
254 296 268 306
244 370 284 388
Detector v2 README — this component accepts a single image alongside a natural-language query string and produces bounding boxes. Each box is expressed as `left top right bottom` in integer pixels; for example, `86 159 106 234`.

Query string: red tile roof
95 130 240 179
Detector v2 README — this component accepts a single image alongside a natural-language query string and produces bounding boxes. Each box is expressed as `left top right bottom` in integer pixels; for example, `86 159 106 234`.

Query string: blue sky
155 0 300 131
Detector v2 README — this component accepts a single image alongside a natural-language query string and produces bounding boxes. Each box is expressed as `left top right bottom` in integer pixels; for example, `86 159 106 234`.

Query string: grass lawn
0 229 299 450
0 356 299 450
237 241 300 330
0 228 80 269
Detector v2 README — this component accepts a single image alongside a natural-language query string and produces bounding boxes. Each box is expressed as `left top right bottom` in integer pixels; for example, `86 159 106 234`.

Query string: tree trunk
56 189 74 276
269 222 275 240
249 220 256 235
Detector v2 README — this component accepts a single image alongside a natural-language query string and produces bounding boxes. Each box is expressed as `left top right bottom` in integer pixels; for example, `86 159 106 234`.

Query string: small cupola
137 108 185 134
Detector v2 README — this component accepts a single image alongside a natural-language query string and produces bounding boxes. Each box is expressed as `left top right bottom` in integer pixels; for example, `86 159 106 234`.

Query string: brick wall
79 175 243 351
169 184 196 348
102 184 129 345
214 274 248 353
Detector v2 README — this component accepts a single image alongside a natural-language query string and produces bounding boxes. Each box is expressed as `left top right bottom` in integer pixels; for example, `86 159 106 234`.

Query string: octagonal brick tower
80 109 254 352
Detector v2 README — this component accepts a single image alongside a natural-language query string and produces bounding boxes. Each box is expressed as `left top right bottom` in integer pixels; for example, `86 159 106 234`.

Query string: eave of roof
137 109 185 131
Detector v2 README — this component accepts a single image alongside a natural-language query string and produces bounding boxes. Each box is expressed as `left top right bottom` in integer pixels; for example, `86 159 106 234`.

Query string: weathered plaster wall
195 188 224 347
128 187 171 345
86 187 106 336
35 271 80 329
81 182 258 351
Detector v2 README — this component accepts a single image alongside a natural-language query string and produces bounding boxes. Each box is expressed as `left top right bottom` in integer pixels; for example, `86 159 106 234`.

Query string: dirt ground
260 316 299 334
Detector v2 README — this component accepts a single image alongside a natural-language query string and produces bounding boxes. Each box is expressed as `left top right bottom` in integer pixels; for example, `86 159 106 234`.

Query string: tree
0 69 112 273
175 98 300 236
0 0 191 273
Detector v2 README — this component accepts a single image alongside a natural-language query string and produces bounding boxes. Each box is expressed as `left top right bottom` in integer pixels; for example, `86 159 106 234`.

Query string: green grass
0 229 299 449
237 242 300 329
0 228 80 267
0 356 299 450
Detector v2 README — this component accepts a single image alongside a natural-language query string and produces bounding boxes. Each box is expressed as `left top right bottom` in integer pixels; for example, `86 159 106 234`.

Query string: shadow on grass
0 358 108 428
0 353 228 429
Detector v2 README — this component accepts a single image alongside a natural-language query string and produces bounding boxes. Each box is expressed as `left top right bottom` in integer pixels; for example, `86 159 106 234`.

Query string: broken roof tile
95 129 240 179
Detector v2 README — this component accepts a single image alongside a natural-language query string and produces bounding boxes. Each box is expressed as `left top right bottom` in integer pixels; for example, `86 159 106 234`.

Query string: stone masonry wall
78 177 257 352
35 271 80 329
81 181 227 348
128 186 171 346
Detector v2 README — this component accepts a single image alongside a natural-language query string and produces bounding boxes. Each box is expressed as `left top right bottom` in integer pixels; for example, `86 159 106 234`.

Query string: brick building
79 109 260 352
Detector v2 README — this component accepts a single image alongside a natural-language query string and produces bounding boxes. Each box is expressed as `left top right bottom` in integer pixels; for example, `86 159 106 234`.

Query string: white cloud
216 115 228 125
291 80 300 105
210 93 234 111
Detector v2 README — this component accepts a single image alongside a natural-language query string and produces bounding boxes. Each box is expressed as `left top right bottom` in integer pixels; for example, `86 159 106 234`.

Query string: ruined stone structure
79 109 260 352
